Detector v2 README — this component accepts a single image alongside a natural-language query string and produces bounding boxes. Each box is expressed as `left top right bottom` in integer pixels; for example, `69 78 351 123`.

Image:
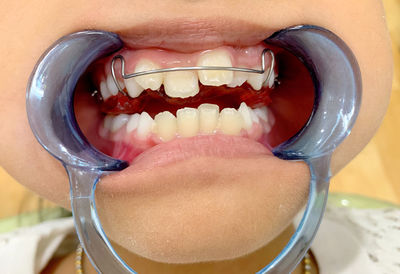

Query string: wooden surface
1 0 399 219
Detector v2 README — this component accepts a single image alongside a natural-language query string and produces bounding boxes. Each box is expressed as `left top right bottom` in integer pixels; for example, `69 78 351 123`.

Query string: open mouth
24 23 362 271
74 35 315 166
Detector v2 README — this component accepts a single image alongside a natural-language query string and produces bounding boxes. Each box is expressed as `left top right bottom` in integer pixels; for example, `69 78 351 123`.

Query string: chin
95 156 309 264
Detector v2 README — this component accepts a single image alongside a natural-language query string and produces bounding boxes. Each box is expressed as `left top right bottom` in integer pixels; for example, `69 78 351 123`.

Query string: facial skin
0 0 393 273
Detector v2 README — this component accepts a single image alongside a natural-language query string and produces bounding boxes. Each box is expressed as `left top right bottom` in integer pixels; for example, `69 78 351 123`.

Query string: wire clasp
111 49 275 95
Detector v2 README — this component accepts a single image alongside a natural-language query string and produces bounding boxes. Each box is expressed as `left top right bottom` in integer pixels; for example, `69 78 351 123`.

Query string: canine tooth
124 77 144 98
238 102 253 130
118 78 126 90
247 68 268 90
254 107 269 122
218 108 244 135
227 71 248 88
136 112 154 139
176 107 199 137
106 74 119 96
100 80 112 100
164 71 199 98
263 68 275 88
126 113 140 133
269 70 275 88
197 49 233 86
134 59 163 90
198 103 219 133
154 111 177 141
111 114 129 132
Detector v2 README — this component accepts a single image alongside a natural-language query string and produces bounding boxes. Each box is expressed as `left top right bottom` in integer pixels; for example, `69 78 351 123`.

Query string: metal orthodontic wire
111 48 275 95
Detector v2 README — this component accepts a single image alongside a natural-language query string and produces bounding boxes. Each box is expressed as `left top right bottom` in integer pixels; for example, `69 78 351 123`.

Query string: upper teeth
106 74 119 96
227 71 248 88
100 79 112 100
164 71 199 98
197 49 234 86
124 77 144 98
134 59 164 91
99 48 276 100
102 102 272 143
247 67 270 91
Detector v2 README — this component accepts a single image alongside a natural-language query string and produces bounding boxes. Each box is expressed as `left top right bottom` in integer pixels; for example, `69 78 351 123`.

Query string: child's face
0 0 393 264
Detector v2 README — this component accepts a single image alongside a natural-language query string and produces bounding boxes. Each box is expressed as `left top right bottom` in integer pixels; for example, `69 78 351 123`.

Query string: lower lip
125 134 272 173
97 134 275 194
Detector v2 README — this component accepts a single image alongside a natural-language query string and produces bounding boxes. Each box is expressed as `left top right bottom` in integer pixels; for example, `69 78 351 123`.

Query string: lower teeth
100 102 273 143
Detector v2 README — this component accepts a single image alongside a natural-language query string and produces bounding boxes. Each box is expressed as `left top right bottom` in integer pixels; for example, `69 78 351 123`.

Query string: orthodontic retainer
26 25 361 273
110 48 275 95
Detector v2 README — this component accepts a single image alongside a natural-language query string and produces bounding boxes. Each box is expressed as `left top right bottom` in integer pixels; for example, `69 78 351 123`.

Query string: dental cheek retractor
26 25 361 273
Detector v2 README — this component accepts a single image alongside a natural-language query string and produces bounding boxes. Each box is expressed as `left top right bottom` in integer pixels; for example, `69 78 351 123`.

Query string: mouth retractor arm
110 48 275 95
26 26 361 274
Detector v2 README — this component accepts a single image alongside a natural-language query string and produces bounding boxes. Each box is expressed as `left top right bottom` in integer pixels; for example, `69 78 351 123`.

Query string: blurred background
0 0 399 220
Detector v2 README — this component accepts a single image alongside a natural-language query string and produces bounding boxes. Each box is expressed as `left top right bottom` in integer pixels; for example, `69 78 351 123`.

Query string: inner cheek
266 45 315 148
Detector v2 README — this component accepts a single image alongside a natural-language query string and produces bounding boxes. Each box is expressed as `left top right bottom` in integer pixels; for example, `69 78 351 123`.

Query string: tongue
99 83 273 117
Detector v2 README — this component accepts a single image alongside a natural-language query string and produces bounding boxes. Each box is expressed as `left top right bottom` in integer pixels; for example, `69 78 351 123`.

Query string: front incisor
197 49 234 86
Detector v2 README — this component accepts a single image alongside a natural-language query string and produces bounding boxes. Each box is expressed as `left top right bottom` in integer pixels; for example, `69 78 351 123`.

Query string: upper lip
114 17 278 52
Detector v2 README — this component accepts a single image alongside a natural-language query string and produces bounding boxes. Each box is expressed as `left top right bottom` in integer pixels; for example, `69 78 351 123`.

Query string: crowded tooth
177 107 200 137
125 77 144 98
247 68 268 90
227 71 248 88
218 108 244 135
106 74 119 96
126 113 140 133
100 80 112 100
134 59 163 90
197 49 233 86
111 114 129 132
238 102 253 130
164 71 199 98
154 111 177 142
136 112 154 139
198 103 219 134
